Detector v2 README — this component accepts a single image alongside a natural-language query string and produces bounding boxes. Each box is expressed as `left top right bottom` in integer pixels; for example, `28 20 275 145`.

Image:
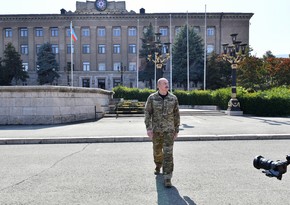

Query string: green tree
37 43 59 85
237 56 266 91
206 53 231 90
0 42 29 85
139 23 162 89
265 57 290 87
172 25 204 90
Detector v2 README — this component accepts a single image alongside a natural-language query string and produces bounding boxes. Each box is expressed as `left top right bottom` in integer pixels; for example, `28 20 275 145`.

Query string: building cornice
0 12 254 22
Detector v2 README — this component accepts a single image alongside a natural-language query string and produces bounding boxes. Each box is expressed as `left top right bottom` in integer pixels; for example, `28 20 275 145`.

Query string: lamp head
230 33 238 43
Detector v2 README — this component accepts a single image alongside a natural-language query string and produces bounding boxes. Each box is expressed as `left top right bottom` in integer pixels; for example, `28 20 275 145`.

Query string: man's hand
147 130 153 139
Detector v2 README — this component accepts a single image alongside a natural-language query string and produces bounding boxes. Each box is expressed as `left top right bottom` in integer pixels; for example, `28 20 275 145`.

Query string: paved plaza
1 110 290 204
0 109 290 144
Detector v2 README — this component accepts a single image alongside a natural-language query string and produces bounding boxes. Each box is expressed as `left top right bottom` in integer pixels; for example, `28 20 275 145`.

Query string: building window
5 28 12 38
128 44 136 54
98 27 106 37
83 62 90 71
67 45 75 54
51 27 58 37
129 62 136 71
207 44 215 53
36 45 41 54
20 28 28 37
175 27 181 36
51 44 59 54
159 27 168 36
20 45 28 55
113 27 121 37
193 26 200 33
35 28 43 37
22 63 29 71
113 44 120 54
98 44 106 54
207 27 215 36
98 63 106 71
82 44 90 54
82 27 90 37
113 62 121 71
128 27 137 36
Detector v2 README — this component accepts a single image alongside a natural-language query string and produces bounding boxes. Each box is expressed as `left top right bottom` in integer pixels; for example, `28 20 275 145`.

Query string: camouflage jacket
144 91 180 133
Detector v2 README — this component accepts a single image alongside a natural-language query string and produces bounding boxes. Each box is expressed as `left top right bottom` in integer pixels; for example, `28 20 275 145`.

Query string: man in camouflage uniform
144 78 180 188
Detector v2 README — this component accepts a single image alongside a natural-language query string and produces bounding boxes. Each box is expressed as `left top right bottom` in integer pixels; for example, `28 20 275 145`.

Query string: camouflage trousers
152 132 174 179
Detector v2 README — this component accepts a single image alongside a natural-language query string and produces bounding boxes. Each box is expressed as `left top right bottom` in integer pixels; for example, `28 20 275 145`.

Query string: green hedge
113 86 290 117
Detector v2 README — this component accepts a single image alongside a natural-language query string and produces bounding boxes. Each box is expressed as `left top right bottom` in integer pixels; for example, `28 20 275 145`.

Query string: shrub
112 86 290 116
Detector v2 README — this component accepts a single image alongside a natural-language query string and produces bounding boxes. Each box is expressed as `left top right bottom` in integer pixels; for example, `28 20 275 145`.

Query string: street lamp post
222 33 247 116
147 33 170 90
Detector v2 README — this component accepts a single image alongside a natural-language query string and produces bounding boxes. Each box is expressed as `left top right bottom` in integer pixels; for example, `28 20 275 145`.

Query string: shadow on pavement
155 175 196 205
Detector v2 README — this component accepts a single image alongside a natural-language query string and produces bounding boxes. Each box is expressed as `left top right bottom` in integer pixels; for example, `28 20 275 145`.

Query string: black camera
253 155 290 180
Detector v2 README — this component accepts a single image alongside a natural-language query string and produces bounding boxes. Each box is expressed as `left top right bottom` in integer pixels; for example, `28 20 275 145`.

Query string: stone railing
0 86 114 125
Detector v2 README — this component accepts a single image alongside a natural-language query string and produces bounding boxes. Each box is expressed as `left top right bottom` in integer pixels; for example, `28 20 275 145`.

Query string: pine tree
37 43 59 85
0 42 29 85
172 25 204 90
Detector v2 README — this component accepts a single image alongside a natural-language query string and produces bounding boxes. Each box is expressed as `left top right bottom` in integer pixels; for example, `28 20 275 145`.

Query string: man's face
158 79 169 92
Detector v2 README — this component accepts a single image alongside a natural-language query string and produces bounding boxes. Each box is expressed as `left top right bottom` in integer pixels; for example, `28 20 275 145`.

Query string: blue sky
0 0 289 57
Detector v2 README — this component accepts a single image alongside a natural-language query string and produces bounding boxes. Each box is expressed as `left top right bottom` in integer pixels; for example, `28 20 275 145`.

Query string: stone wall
0 86 114 125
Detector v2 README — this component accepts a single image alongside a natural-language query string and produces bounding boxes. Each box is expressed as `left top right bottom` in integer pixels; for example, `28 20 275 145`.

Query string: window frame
82 44 90 54
113 27 121 37
83 61 90 71
128 27 137 36
98 27 106 37
35 27 43 37
5 28 12 38
82 27 90 37
98 44 106 54
20 28 28 37
51 27 59 37
113 44 121 54
20 44 29 55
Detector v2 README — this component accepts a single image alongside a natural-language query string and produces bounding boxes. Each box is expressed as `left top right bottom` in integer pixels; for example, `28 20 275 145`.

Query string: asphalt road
1 140 290 205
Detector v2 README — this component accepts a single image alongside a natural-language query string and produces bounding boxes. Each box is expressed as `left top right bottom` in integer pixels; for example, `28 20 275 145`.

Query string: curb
1 134 290 145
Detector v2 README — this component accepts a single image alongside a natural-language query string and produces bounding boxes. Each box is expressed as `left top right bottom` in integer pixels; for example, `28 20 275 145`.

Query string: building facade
0 0 253 90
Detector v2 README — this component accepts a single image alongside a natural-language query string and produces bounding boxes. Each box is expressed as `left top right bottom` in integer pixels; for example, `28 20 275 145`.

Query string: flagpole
137 19 139 88
154 17 157 90
70 21 73 87
169 14 172 92
204 4 207 90
187 11 189 91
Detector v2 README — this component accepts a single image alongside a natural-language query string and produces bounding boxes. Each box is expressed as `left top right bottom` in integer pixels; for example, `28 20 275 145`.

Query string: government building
0 0 253 90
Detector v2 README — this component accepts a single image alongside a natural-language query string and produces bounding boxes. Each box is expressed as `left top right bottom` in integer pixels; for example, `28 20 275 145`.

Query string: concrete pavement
0 109 290 144
1 141 290 204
